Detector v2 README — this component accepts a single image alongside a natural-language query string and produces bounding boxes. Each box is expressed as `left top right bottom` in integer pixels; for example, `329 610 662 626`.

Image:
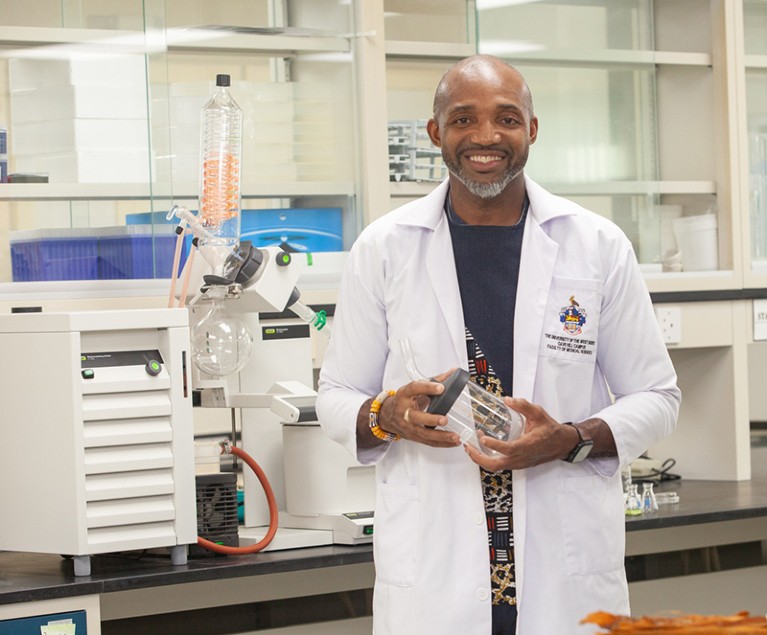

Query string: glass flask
625 484 642 516
400 339 525 456
641 482 658 514
199 74 243 276
191 286 253 377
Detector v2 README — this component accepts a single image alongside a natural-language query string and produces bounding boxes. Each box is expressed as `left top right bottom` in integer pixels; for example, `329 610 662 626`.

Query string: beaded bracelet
369 389 400 442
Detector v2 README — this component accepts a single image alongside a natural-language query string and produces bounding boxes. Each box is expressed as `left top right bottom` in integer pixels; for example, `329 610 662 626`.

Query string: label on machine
81 350 164 368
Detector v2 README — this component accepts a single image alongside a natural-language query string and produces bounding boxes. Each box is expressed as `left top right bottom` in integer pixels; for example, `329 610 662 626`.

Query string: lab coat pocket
539 277 602 364
556 473 624 576
374 482 419 587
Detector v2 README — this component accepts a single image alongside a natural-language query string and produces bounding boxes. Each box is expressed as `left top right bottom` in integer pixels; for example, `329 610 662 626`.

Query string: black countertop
2 479 767 607
625 478 767 531
0 544 373 607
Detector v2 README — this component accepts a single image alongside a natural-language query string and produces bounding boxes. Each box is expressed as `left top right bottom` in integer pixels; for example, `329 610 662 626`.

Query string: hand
378 370 462 448
464 397 576 470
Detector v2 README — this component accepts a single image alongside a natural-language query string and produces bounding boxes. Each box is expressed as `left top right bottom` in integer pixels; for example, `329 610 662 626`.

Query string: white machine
277 393 376 545
0 309 197 575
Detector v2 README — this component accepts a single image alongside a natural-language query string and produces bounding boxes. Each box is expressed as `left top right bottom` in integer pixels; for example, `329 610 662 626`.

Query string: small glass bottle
641 482 658 514
625 484 642 516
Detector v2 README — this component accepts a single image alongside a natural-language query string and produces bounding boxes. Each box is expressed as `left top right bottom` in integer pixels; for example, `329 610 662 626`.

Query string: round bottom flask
191 287 253 377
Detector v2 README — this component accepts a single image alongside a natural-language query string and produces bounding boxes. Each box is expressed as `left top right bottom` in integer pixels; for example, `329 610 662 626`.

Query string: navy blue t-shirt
446 194 526 395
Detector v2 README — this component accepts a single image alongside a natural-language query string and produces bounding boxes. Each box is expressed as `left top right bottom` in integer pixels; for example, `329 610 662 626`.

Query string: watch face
570 441 594 463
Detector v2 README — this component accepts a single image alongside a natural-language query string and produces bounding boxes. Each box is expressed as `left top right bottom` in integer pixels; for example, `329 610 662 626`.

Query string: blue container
98 226 188 280
240 207 343 253
127 207 343 253
10 229 99 281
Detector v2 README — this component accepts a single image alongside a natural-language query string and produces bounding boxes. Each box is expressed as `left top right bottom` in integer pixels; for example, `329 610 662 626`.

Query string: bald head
432 55 534 122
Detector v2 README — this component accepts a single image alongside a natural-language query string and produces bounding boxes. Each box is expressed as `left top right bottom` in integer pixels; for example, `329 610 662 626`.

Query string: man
316 55 680 635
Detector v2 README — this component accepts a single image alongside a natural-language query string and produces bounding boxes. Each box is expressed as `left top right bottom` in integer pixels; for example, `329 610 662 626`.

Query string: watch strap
563 422 594 463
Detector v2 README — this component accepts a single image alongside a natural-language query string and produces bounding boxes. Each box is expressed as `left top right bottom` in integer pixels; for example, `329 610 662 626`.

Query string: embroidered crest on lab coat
559 295 587 336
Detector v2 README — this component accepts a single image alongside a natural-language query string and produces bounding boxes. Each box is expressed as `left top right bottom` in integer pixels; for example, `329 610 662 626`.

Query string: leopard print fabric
466 329 516 607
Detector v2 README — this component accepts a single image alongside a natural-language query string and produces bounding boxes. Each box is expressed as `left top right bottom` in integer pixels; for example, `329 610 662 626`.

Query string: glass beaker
625 484 642 516
641 482 658 514
400 339 524 456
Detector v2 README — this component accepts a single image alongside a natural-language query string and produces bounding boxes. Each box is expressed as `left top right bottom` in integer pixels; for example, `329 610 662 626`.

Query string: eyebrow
446 103 525 117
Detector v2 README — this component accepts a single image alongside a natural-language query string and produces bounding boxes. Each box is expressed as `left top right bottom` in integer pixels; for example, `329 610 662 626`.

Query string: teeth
468 155 499 164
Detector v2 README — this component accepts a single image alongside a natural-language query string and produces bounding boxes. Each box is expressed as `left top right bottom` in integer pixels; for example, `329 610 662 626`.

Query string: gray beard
454 171 515 199
443 151 524 200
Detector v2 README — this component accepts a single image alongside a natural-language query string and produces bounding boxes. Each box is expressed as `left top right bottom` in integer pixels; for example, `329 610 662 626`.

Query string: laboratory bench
1 479 767 633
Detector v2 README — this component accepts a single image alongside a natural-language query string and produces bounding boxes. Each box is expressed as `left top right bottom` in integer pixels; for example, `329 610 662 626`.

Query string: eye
452 116 472 126
500 116 521 126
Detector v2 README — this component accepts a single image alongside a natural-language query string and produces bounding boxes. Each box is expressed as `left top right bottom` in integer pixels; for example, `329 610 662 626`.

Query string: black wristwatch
562 422 594 463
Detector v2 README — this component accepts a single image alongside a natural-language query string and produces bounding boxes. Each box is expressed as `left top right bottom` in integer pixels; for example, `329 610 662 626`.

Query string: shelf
389 180 717 199
745 54 767 69
165 27 351 55
385 40 476 59
643 269 741 294
476 47 712 68
0 25 351 57
543 181 717 196
0 26 147 53
0 181 356 202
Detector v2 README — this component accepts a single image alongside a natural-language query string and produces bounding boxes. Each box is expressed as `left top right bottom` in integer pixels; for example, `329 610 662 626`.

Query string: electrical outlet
655 306 682 345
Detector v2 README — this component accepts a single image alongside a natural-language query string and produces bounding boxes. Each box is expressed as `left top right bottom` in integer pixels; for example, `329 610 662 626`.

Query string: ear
426 118 442 148
529 116 539 144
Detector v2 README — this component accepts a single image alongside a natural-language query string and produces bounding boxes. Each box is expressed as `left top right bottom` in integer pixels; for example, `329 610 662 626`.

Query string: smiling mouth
467 155 500 164
461 149 507 165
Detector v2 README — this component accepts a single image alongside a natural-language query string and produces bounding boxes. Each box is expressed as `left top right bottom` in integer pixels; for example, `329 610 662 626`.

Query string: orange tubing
167 225 185 308
177 245 196 307
196 445 279 555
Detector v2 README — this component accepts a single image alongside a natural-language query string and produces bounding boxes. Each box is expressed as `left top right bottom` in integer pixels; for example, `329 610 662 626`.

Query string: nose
471 120 501 145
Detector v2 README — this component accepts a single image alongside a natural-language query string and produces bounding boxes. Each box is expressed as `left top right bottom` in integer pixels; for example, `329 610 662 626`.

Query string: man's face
427 64 538 199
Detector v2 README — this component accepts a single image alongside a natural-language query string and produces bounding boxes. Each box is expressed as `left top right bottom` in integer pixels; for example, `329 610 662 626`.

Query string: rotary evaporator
167 74 375 550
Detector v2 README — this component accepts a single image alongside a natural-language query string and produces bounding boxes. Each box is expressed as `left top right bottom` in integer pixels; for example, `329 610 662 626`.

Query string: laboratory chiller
0 308 197 575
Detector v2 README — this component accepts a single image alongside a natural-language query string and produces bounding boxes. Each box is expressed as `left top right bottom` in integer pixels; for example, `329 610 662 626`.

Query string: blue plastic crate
98 226 189 279
10 229 99 281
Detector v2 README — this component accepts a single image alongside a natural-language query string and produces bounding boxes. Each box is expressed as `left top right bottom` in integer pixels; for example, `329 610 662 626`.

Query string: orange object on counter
582 610 767 633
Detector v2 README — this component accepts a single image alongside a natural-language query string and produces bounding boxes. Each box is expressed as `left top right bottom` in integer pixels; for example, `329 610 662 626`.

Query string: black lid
426 368 469 416
216 74 231 87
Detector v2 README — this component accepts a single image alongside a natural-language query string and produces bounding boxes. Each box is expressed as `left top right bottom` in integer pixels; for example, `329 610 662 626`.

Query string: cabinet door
0 0 359 284
744 0 767 282
384 0 476 214
474 0 738 293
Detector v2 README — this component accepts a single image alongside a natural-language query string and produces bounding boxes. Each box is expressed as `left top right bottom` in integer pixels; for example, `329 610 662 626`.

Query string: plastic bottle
199 74 243 275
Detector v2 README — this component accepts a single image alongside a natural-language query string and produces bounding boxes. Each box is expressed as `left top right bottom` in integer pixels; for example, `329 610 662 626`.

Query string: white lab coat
316 176 680 635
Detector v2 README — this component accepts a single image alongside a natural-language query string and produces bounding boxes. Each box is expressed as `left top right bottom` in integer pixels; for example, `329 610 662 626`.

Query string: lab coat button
476 588 489 601
473 513 484 525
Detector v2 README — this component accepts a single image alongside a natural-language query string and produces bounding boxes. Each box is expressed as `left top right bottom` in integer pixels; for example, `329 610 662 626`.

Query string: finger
464 442 506 470
403 409 460 447
505 396 531 415
479 434 510 452
431 368 457 382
